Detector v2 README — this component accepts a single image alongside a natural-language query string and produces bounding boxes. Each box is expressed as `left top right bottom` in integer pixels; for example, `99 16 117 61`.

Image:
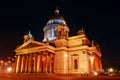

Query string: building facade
15 8 103 75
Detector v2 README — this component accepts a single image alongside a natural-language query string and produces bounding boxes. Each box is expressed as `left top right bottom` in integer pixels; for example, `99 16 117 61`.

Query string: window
74 59 78 69
50 29 52 37
54 30 56 36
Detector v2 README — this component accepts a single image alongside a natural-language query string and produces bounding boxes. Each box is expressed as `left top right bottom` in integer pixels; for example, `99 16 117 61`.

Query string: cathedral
15 8 103 75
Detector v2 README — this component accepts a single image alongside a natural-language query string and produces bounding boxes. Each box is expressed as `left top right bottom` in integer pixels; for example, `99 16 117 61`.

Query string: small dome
28 30 34 39
23 30 34 42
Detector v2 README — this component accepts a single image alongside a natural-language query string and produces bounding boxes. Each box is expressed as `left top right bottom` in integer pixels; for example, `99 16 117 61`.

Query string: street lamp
108 68 114 74
7 67 12 73
64 54 67 57
93 71 98 76
0 60 3 64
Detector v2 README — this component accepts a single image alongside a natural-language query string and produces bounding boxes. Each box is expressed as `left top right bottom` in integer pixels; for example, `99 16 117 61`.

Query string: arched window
74 59 78 69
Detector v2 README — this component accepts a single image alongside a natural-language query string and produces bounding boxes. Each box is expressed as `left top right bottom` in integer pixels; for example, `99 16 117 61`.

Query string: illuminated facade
15 8 103 75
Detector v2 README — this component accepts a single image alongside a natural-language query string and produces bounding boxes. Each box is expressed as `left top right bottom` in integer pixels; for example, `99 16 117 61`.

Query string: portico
15 40 55 73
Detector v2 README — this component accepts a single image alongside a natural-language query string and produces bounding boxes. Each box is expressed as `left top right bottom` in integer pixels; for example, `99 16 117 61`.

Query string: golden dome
48 8 65 21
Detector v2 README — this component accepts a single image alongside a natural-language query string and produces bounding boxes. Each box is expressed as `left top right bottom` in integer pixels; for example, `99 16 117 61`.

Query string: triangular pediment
16 40 45 51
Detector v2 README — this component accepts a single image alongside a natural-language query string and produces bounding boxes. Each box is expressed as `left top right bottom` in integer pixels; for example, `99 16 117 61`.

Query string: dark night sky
0 0 120 69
